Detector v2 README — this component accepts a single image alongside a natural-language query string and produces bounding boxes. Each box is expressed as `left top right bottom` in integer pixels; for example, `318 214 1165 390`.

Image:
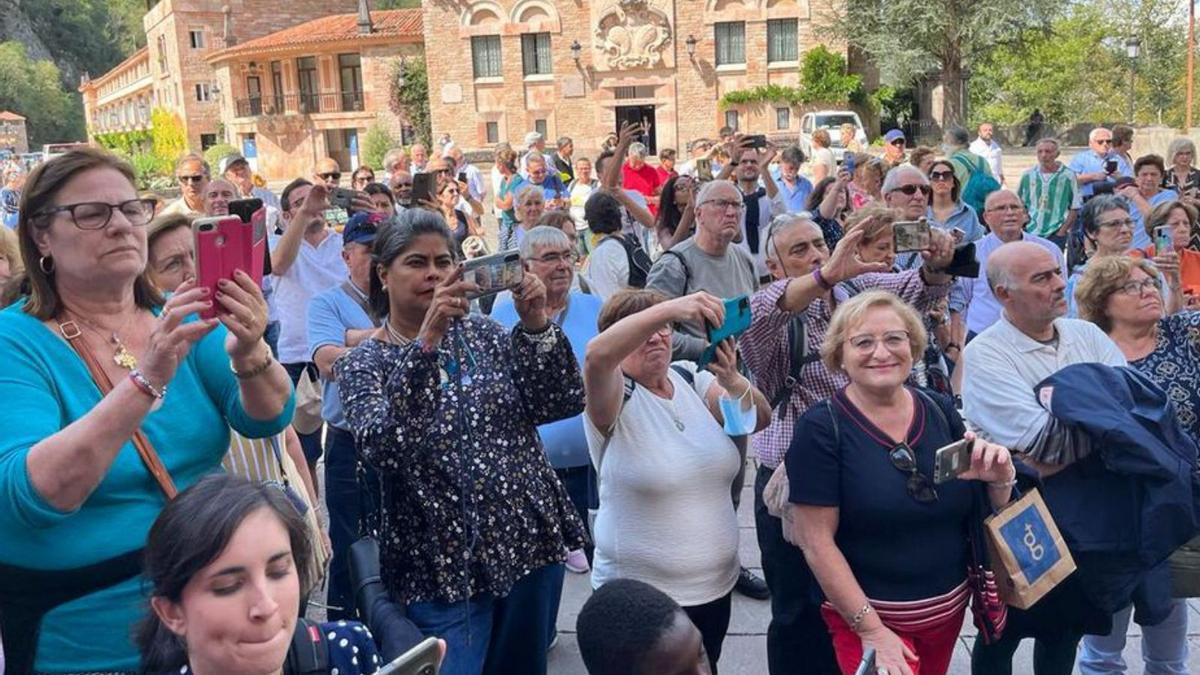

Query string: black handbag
348 460 386 624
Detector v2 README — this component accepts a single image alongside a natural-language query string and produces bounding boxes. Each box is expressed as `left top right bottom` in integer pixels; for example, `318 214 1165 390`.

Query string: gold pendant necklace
111 333 138 370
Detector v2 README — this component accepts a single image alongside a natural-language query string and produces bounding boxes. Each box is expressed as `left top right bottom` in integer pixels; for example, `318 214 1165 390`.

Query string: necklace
65 309 139 370
651 381 686 432
384 319 414 347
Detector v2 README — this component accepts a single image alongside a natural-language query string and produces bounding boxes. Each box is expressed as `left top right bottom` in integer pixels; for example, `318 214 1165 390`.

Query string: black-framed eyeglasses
319 172 342 181
36 198 158 230
929 170 955 182
890 139 907 146
177 174 205 184
353 173 374 184
888 443 938 504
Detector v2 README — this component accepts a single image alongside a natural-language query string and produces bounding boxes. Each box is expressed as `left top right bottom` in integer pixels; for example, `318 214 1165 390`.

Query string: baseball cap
884 129 906 144
343 212 384 245
218 153 248 175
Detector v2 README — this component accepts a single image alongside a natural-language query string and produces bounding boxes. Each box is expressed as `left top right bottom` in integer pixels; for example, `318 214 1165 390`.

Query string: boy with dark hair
577 579 711 675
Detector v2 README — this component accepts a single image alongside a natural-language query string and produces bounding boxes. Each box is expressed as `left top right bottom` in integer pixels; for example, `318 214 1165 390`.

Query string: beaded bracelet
129 369 166 412
232 350 275 380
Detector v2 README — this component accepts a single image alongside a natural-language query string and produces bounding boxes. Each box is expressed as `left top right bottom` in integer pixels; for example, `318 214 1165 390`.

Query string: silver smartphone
379 637 441 675
462 249 524 300
933 438 973 484
893 219 932 253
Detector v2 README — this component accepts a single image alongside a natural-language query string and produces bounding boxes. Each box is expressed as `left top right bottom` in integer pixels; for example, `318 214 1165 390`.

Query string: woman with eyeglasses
0 148 293 673
336 210 586 675
786 290 1015 675
1164 138 1200 203
584 288 772 674
1117 154 1179 250
1066 195 1182 318
352 166 376 191
1073 255 1199 675
513 184 547 248
434 177 480 259
926 158 984 243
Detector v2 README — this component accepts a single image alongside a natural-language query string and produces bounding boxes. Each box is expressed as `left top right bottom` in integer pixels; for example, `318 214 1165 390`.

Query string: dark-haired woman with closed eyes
336 209 587 675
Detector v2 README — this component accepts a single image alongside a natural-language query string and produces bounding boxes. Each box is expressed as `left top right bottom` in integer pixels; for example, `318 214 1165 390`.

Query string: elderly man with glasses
1070 127 1130 199
162 153 210 217
714 135 786 281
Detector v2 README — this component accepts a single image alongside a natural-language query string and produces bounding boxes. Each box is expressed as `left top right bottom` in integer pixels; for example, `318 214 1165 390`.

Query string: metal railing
234 91 364 117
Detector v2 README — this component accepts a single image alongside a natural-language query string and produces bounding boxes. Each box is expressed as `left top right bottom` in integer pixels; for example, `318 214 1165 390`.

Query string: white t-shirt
583 362 741 606
583 236 630 301
812 147 836 176
269 229 348 363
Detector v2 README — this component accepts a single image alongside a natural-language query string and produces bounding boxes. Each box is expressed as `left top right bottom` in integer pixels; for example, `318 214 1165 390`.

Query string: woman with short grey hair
1165 137 1200 199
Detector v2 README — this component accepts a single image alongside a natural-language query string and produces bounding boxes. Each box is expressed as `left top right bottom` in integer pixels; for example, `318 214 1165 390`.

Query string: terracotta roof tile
208 9 422 63
0 111 26 121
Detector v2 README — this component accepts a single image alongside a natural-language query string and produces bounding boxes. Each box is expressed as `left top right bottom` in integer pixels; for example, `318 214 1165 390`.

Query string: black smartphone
329 187 356 210
745 134 768 149
228 197 270 275
457 171 468 184
943 242 980 278
412 172 438 205
228 198 263 225
1105 159 1119 174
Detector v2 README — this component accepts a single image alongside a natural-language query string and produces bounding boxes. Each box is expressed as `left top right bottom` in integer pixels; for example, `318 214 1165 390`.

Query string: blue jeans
406 563 564 675
324 426 382 622
264 320 281 359
1078 600 1189 675
282 362 323 465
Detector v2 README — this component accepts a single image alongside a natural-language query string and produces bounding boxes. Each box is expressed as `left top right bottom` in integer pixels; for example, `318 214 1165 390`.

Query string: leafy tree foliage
0 42 83 146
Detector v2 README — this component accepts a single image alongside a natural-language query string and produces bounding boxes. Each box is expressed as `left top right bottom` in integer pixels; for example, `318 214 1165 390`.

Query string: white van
798 111 868 163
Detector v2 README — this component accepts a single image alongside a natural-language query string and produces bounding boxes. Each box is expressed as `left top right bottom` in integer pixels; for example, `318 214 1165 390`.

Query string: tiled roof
207 9 422 63
0 111 26 121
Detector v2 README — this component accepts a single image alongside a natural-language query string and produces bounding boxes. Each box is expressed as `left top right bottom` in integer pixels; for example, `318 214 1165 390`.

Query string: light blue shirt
308 280 376 430
771 169 814 214
1069 149 1133 198
491 290 602 469
960 232 1066 335
1126 189 1178 251
0 302 293 671
926 202 984 243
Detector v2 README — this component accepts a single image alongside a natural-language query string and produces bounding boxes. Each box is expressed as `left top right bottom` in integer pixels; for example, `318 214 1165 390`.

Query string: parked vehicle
798 111 868 163
43 142 90 161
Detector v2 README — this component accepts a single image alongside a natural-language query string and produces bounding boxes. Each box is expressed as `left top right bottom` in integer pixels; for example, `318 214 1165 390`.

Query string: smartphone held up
192 204 266 320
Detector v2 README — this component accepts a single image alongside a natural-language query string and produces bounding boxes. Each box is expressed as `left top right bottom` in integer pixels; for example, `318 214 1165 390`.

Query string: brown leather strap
57 319 178 500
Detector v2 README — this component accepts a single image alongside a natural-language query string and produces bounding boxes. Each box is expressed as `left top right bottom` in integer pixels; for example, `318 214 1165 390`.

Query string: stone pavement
545 457 1200 674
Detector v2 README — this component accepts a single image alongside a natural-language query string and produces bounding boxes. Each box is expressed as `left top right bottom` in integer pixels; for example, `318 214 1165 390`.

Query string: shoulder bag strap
770 316 820 411
341 280 380 328
56 319 177 500
662 249 691 294
593 376 637 483
912 387 952 435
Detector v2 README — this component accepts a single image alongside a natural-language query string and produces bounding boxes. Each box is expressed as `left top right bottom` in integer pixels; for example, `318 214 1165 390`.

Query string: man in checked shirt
740 211 956 675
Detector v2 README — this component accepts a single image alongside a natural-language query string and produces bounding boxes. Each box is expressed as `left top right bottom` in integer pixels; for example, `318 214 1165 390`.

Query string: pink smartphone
192 215 265 320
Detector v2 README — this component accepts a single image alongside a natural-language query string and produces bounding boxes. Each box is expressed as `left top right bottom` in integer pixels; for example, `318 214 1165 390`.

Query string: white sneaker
565 548 590 574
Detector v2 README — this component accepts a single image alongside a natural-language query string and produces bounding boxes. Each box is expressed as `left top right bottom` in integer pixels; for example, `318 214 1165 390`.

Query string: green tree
390 57 431 146
362 123 397 170
797 46 862 105
0 41 84 146
829 0 1062 126
151 108 188 173
203 143 240 171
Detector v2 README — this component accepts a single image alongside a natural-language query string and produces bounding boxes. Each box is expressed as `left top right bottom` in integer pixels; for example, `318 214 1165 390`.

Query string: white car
798 111 869 163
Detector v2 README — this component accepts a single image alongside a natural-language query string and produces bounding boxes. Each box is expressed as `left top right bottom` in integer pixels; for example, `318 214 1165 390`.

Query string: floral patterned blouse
335 316 588 604
1129 312 1200 442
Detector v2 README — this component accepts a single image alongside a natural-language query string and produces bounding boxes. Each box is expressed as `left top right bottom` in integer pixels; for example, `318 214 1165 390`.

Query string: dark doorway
615 105 656 155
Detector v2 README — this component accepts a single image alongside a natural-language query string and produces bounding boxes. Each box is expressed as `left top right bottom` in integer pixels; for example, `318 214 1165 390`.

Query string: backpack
600 233 652 288
284 618 329 675
954 152 1001 216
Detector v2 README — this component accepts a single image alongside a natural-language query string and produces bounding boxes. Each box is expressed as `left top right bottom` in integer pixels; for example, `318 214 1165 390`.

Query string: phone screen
412 173 438 205
462 250 523 300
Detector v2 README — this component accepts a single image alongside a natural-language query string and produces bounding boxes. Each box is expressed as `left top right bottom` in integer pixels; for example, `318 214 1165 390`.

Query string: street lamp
571 39 582 65
685 34 698 61
1126 37 1141 123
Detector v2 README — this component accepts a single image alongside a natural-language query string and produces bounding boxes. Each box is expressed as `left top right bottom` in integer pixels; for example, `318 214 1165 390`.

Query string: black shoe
735 566 770 600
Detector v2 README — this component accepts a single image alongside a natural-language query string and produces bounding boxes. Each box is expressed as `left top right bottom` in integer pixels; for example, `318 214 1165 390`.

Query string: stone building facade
79 48 154 139
206 9 423 179
0 112 29 154
421 0 845 155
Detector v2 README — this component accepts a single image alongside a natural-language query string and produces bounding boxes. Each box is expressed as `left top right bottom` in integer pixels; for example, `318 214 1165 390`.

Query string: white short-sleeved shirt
269 229 348 364
583 362 740 606
961 314 1126 450
583 236 631 301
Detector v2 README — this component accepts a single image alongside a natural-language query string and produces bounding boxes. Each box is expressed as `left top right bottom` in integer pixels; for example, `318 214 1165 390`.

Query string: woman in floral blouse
336 209 587 675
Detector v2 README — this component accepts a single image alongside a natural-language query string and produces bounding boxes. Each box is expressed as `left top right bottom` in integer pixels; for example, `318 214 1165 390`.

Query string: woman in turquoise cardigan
0 147 294 673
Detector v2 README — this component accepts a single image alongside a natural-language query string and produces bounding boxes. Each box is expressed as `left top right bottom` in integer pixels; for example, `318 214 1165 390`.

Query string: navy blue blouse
1129 312 1200 443
787 387 973 601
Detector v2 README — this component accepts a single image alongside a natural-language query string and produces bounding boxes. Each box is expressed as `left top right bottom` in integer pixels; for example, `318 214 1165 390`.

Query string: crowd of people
1 116 1200 675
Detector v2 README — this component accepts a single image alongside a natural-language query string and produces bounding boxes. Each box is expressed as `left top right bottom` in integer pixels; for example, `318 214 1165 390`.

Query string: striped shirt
223 431 287 483
1018 164 1081 237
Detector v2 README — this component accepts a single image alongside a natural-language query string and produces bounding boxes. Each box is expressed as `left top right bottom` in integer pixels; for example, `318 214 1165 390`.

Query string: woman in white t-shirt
583 289 771 674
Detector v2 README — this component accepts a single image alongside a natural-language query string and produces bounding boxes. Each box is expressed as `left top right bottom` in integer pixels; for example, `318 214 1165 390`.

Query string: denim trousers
323 425 382 622
1078 600 1189 675
406 563 564 675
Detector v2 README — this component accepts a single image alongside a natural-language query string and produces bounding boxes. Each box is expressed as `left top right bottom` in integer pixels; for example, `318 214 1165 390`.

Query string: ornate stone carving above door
593 0 673 71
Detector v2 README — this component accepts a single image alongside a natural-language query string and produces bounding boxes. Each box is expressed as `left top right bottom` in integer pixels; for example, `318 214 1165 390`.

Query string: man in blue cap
306 210 386 620
881 129 907 172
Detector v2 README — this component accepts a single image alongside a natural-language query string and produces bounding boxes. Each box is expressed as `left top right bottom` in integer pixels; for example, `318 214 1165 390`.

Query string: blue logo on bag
998 505 1060 583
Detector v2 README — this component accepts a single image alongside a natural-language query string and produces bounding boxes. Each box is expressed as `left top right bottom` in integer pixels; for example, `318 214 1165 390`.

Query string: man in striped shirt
1018 138 1081 248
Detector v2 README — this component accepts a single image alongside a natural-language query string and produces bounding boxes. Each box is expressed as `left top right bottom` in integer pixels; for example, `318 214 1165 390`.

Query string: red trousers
820 604 964 675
